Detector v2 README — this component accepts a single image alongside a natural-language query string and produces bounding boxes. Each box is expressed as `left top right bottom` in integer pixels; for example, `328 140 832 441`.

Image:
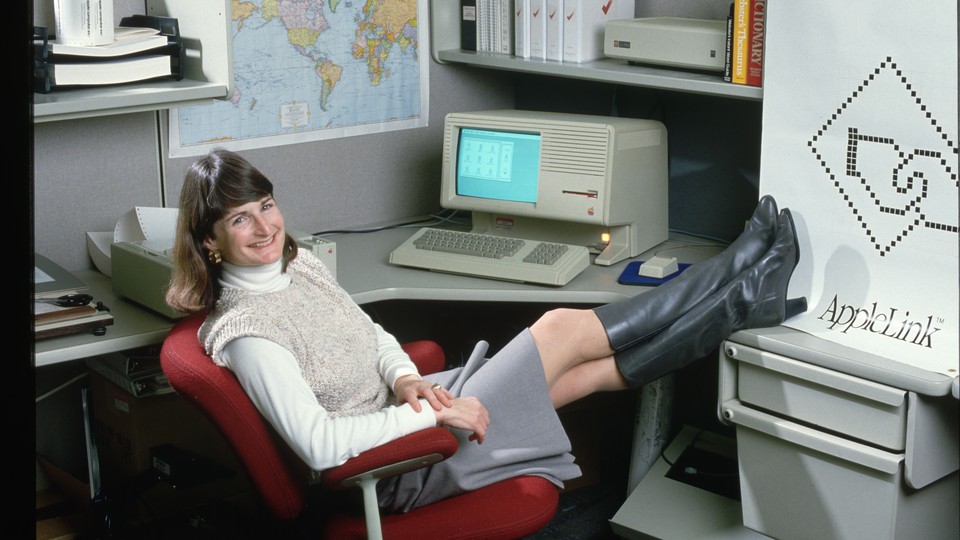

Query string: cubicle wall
33 65 514 274
33 0 743 274
33 0 755 486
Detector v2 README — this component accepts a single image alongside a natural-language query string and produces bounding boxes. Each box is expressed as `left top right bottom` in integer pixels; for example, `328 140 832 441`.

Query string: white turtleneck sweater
213 257 438 472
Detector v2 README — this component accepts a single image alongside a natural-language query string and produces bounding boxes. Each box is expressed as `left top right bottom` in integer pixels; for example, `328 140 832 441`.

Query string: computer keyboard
389 228 591 286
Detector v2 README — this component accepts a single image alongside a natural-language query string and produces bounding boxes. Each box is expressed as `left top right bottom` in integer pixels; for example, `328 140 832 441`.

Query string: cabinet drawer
722 341 908 451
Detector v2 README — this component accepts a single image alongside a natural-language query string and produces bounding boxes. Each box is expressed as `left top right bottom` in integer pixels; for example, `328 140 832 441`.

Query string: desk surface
33 226 959 396
35 228 718 367
329 227 682 305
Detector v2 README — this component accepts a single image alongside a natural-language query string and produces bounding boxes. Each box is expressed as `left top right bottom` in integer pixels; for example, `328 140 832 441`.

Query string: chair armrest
320 427 458 489
401 340 446 375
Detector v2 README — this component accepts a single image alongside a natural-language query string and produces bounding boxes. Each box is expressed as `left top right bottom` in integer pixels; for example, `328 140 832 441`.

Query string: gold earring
207 249 222 264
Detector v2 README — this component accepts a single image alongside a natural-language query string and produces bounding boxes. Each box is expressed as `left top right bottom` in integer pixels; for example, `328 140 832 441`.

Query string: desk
34 226 718 498
34 227 724 366
34 227 727 487
330 227 653 305
35 226 958 538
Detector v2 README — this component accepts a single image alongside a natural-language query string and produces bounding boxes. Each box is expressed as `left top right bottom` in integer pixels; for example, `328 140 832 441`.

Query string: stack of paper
86 345 173 398
34 254 113 340
34 17 183 93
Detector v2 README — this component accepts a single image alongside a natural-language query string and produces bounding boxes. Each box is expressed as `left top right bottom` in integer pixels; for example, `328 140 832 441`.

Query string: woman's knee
531 308 580 339
531 308 611 362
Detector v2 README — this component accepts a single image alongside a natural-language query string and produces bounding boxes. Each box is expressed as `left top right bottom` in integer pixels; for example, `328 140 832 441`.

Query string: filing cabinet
718 327 958 540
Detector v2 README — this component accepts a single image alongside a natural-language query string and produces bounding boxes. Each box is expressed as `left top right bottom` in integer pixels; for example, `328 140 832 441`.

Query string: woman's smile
204 196 286 266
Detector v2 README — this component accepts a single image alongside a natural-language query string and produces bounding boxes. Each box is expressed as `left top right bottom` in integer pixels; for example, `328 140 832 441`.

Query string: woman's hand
435 396 490 444
394 375 453 412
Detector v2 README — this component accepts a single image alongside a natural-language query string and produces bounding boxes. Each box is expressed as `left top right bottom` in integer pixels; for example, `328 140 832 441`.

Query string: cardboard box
89 371 254 522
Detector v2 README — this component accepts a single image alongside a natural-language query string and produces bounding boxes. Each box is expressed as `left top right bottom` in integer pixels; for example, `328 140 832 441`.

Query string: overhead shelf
434 49 762 101
427 0 761 101
33 79 229 123
32 0 234 123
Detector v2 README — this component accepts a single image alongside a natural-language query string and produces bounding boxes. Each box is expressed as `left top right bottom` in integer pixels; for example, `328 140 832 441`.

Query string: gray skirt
377 329 582 513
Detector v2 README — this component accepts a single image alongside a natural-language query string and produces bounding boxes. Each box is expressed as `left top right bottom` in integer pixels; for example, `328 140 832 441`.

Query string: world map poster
169 0 428 157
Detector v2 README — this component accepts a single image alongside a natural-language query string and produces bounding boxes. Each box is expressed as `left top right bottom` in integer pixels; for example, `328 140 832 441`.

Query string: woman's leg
529 204 804 400
593 195 779 351
612 209 805 388
548 357 627 408
529 307 628 407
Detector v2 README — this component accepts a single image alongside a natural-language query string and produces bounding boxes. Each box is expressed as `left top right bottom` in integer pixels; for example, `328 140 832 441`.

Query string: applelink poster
759 1 958 376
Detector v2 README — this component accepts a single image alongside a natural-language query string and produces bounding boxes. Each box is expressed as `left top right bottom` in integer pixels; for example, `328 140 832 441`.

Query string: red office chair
160 313 560 539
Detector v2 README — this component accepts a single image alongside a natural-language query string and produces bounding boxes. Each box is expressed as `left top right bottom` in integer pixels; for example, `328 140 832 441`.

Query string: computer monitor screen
441 109 668 228
439 109 669 263
456 127 541 204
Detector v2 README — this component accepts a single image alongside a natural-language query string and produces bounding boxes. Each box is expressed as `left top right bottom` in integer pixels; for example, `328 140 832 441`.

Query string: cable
310 209 467 236
659 428 739 478
665 227 732 247
36 372 88 403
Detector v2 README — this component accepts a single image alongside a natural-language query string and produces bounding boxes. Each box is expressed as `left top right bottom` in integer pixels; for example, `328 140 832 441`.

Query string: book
472 0 513 54
730 0 750 84
477 0 498 52
545 0 563 61
515 0 531 58
40 53 174 87
745 0 766 87
38 26 168 58
88 345 163 376
86 356 173 398
497 0 514 54
34 302 98 325
35 310 114 340
477 0 491 51
529 0 547 60
723 3 733 82
461 0 477 51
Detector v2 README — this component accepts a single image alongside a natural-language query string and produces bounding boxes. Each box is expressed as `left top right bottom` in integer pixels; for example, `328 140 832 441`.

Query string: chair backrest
159 312 451 522
160 312 308 520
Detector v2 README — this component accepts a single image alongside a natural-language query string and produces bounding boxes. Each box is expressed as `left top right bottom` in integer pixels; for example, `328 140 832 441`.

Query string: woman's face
203 196 286 266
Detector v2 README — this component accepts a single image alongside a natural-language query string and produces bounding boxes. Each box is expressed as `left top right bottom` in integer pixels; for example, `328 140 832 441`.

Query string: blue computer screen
456 128 540 203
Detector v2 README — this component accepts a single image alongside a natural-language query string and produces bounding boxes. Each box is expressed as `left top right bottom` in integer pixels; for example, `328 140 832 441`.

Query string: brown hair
165 149 298 314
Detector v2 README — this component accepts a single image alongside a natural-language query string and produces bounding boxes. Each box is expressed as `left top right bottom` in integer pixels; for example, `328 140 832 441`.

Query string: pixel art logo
808 57 959 257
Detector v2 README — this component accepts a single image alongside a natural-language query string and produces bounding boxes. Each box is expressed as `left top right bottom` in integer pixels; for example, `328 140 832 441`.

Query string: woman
166 148 803 512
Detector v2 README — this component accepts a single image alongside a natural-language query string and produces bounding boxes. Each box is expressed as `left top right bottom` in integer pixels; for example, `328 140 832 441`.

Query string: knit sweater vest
199 254 389 418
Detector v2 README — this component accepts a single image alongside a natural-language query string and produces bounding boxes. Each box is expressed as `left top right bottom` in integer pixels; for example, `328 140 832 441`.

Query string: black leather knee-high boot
594 195 780 352
613 209 807 389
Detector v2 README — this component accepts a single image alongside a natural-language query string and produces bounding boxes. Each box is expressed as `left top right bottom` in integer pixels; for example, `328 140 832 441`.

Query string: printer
103 207 336 319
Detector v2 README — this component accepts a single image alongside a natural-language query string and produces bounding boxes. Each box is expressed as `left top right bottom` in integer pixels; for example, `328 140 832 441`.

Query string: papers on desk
34 254 114 339
35 298 98 324
87 206 178 277
35 253 87 295
35 309 114 340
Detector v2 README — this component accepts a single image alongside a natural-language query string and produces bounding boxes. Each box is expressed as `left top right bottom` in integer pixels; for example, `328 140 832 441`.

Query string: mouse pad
618 260 692 286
